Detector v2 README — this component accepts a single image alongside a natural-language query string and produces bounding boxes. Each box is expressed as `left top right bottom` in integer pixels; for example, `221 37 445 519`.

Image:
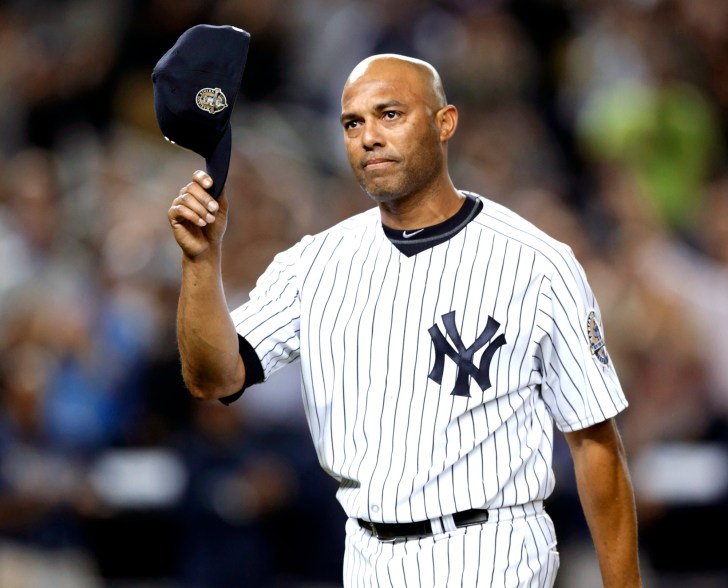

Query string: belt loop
430 516 444 535
440 514 457 533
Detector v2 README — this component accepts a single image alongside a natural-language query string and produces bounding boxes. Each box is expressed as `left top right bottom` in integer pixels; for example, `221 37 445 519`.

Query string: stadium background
0 0 726 586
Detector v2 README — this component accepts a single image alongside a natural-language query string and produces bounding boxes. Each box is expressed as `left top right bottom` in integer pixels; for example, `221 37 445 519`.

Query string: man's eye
384 111 399 120
345 121 359 129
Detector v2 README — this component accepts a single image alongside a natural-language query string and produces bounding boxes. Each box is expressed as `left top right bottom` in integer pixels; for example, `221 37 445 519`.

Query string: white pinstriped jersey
230 191 628 524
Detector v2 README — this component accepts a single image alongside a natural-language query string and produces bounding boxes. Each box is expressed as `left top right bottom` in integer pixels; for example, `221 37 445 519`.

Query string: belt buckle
369 522 396 543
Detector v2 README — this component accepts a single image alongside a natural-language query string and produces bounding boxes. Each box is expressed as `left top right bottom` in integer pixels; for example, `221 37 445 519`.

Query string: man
167 54 642 587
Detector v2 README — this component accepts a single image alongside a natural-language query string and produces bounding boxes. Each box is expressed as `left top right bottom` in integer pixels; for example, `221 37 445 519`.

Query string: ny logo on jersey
428 311 507 397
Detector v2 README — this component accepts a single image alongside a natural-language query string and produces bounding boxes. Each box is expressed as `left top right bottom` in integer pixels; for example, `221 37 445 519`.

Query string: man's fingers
192 169 214 191
182 176 220 212
169 203 206 227
171 173 221 224
171 192 217 226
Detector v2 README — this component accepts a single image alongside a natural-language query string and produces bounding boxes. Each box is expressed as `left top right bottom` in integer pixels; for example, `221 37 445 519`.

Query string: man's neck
378 185 464 230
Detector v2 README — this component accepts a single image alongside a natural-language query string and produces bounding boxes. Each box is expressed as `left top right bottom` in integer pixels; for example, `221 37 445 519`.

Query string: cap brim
205 123 232 199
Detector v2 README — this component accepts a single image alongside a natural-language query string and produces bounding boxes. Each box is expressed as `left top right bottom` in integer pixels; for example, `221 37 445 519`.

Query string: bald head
343 54 447 113
339 53 459 210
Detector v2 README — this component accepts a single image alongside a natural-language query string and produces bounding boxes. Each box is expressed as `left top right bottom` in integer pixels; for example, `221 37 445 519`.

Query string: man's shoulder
465 191 581 278
286 206 381 259
469 191 573 251
306 206 380 241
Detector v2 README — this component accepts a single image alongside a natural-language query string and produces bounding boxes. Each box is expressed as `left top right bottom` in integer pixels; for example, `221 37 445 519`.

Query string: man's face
340 62 444 204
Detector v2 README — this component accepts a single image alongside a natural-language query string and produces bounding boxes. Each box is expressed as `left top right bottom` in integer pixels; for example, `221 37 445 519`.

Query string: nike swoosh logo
402 229 425 239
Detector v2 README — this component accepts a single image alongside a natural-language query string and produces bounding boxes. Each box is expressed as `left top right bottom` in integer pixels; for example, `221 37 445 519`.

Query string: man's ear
437 105 458 141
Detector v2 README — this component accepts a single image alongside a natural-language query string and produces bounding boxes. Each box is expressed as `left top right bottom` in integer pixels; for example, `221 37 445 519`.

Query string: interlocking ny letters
428 311 507 397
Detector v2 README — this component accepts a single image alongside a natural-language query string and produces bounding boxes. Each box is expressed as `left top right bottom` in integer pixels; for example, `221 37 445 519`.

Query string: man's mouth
362 156 397 170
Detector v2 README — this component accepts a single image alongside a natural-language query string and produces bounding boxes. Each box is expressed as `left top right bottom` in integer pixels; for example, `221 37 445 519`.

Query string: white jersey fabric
230 191 628 525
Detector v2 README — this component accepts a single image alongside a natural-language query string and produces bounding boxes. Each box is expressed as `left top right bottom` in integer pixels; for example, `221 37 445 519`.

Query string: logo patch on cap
586 310 609 365
195 87 228 114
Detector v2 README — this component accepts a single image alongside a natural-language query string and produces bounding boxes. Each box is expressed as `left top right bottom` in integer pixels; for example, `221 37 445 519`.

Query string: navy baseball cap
152 24 250 198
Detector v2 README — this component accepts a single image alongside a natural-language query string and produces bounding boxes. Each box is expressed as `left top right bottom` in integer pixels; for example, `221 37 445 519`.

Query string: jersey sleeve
537 250 628 432
229 238 307 382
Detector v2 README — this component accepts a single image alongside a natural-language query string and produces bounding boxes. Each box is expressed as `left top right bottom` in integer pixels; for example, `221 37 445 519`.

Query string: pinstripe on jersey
230 191 628 525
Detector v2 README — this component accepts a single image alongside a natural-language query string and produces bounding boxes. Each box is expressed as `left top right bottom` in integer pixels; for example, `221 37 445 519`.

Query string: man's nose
361 121 384 150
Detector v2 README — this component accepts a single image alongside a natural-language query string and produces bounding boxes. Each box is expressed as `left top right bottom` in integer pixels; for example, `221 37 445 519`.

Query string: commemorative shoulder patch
586 309 609 365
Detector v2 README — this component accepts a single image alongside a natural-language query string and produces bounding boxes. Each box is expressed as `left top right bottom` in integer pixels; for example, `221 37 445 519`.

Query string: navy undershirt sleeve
218 335 265 405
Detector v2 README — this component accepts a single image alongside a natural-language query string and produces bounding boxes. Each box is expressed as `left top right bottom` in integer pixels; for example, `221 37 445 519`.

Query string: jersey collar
381 192 482 256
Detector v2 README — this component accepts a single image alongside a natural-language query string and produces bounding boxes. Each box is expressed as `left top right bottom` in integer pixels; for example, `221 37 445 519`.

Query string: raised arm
564 418 643 588
167 170 245 400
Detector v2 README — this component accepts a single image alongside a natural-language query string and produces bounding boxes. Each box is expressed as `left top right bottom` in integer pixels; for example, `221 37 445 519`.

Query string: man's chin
359 182 401 204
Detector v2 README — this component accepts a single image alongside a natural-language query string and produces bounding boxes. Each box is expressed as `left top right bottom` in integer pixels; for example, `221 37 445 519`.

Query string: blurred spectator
0 343 103 586
166 393 343 588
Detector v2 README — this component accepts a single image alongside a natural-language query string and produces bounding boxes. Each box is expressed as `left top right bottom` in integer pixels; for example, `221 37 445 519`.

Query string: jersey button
370 504 380 513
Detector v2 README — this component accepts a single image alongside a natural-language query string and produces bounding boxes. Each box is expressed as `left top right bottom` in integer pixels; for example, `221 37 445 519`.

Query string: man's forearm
582 455 641 586
568 421 643 587
177 250 245 399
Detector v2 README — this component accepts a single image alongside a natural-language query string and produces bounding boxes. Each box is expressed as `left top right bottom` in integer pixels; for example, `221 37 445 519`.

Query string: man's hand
168 170 228 258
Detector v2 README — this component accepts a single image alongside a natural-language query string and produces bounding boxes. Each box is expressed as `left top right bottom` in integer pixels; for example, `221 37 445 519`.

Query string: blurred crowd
0 0 726 587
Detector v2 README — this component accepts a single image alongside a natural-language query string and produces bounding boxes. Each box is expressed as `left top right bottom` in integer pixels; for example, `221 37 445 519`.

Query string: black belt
358 508 489 541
